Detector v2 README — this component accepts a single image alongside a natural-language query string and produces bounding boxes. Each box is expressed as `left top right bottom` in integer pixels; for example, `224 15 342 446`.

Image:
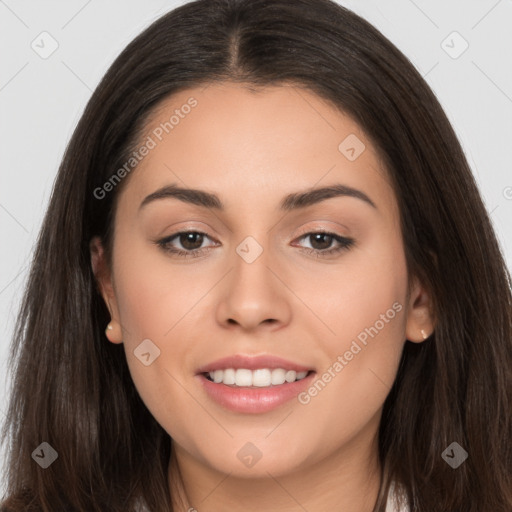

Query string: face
91 82 433 481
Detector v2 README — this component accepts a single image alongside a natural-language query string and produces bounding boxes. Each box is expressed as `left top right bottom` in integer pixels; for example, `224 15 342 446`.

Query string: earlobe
405 277 435 343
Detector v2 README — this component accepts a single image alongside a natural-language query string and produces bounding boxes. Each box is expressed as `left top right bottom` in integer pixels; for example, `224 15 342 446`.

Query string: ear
90 236 123 344
404 275 435 343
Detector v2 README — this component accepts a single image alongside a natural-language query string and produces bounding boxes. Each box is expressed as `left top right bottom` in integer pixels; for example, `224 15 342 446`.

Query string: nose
215 241 292 332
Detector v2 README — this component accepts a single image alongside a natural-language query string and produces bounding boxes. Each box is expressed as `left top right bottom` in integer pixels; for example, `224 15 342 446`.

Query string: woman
1 0 511 510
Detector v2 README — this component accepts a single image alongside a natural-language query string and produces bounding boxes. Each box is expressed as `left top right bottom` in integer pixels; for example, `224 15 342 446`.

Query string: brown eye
308 233 334 251
294 231 355 257
178 232 205 250
157 230 217 258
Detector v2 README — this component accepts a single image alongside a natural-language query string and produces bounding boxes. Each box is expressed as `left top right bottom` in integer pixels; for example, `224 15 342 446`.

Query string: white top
385 480 409 512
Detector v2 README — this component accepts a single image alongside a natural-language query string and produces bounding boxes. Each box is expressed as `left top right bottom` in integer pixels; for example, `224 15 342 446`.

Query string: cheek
296 224 408 352
112 234 206 338
109 237 217 431
297 231 408 427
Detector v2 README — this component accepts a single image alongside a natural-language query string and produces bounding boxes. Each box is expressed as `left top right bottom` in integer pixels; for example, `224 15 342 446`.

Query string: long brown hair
1 0 511 510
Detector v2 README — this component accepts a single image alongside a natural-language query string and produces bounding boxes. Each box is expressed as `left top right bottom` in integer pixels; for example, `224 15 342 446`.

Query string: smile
204 368 310 387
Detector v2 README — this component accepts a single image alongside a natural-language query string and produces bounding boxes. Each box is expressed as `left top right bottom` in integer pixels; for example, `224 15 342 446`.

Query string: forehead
118 82 397 220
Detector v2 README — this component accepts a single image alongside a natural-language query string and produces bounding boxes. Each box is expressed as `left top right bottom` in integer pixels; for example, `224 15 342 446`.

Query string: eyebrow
139 183 377 212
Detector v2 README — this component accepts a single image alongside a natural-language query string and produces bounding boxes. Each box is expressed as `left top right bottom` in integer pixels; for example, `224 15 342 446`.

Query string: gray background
1 0 511 488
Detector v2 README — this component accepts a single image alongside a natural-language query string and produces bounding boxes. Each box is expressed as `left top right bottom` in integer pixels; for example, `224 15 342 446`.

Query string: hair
1 0 511 510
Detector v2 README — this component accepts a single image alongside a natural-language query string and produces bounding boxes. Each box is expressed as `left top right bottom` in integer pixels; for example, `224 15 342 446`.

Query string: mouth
195 354 316 414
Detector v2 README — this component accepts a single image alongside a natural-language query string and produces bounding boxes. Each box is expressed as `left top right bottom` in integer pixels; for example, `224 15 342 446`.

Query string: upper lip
196 354 314 374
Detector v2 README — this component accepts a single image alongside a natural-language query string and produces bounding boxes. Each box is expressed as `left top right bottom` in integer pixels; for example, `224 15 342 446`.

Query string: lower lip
197 372 316 414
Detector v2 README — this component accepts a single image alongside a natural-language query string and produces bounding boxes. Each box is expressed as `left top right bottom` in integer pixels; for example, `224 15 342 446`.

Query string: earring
420 329 428 340
104 321 123 344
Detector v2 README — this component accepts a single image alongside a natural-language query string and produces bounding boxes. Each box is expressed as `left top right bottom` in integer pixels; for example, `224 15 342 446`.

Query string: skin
91 82 434 512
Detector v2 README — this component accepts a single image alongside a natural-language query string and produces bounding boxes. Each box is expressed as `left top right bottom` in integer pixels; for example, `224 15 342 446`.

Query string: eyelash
156 229 355 259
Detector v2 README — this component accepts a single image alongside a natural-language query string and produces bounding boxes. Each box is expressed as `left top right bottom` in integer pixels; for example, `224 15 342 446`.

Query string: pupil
311 233 332 250
181 232 203 250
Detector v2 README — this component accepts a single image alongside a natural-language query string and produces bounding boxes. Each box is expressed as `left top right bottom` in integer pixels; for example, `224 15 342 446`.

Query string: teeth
285 370 297 383
271 368 286 385
235 369 253 386
252 369 271 387
222 368 236 385
207 368 309 386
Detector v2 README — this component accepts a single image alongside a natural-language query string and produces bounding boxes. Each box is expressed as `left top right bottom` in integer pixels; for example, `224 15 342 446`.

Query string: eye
156 231 218 258
156 229 355 259
292 230 355 257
